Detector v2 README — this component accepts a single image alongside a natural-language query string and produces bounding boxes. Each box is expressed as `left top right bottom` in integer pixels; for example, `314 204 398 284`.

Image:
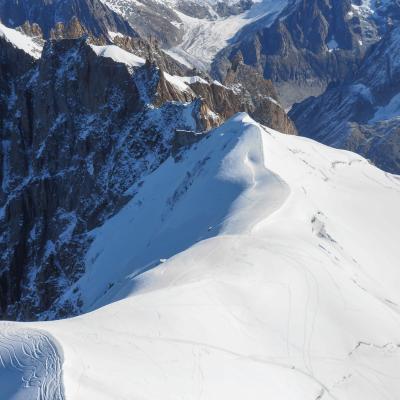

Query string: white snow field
0 22 43 58
90 44 146 67
2 113 400 399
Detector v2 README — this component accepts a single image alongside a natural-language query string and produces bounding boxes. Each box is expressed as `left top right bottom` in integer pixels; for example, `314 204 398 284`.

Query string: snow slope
90 44 145 67
2 114 400 399
0 22 43 59
0 325 65 400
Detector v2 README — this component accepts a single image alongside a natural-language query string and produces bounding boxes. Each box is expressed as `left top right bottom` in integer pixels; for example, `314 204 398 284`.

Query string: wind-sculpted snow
72 113 290 311
0 325 65 400
2 114 400 399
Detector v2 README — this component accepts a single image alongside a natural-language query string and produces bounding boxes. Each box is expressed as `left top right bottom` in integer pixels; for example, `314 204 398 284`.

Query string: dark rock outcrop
0 0 137 39
222 52 297 135
290 25 400 174
0 37 215 320
104 0 184 47
213 0 399 106
112 35 191 76
215 0 253 17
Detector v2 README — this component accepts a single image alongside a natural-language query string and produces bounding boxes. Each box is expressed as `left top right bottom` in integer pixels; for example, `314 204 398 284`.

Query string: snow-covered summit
2 114 400 399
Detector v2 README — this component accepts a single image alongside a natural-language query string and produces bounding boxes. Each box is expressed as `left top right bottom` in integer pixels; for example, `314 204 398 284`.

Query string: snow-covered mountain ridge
2 114 400 399
0 23 295 321
1 1 400 399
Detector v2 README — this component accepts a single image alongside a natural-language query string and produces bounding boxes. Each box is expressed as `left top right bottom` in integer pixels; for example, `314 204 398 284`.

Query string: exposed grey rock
0 37 213 320
213 0 400 107
215 0 253 17
0 0 137 39
102 0 254 48
221 52 297 135
290 25 400 174
104 0 184 47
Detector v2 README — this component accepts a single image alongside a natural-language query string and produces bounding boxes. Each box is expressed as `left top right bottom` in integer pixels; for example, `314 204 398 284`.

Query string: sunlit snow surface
0 326 65 399
2 114 400 399
0 22 43 58
90 44 145 67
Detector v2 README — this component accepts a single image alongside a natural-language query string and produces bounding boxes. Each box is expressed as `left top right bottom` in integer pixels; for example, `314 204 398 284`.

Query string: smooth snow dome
2 114 400 399
0 22 42 58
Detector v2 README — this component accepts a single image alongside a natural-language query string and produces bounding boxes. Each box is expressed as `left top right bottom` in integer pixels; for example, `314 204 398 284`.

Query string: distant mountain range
0 0 137 39
290 24 400 174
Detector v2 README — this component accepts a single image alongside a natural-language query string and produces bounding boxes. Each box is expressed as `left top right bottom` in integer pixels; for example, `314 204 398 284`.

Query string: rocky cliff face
0 0 136 39
290 25 400 174
0 27 295 320
103 0 184 47
0 37 209 320
213 0 399 106
111 35 191 76
222 53 297 135
102 0 254 47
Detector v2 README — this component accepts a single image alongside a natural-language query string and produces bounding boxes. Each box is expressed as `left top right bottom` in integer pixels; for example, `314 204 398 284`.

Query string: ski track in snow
0 324 65 400
2 114 400 399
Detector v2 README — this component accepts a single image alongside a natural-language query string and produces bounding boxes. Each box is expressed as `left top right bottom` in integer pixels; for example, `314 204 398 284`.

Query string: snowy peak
1 1 400 399
74 113 289 310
